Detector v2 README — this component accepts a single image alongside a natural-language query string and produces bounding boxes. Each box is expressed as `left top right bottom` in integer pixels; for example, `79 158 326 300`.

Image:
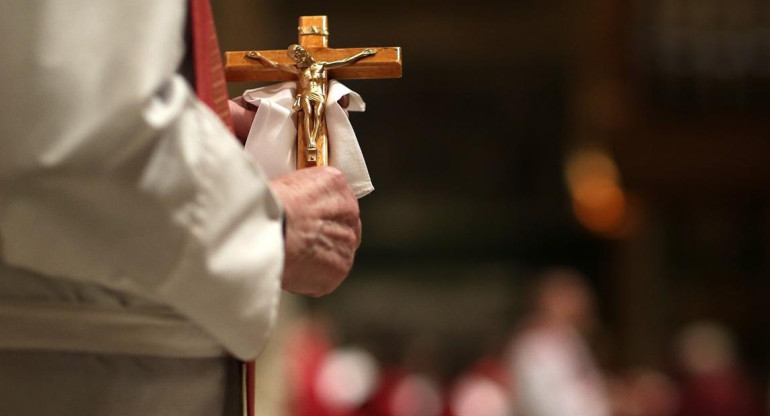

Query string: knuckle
326 167 346 183
349 229 359 245
341 231 357 248
334 255 353 277
347 202 360 219
322 168 357 200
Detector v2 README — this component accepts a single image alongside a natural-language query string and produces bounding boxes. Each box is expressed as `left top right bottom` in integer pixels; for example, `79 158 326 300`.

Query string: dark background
216 0 770 385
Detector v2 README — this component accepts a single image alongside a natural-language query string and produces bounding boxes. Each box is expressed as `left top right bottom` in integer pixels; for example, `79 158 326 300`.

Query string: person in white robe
0 1 362 414
507 270 611 416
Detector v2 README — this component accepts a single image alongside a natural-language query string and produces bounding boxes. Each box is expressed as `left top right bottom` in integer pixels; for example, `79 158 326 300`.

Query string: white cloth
0 0 283 361
242 80 374 198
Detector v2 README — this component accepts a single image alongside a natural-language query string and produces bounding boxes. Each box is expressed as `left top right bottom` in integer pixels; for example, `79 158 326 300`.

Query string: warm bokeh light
565 149 628 236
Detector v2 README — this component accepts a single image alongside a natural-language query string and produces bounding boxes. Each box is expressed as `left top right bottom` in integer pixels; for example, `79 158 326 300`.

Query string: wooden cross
224 15 402 168
226 17 400 416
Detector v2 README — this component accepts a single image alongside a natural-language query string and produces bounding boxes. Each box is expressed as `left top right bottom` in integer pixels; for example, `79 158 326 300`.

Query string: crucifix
224 15 401 416
225 15 402 168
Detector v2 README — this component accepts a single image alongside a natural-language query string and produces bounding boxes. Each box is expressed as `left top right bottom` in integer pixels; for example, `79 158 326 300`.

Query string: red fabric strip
189 2 251 415
189 0 234 132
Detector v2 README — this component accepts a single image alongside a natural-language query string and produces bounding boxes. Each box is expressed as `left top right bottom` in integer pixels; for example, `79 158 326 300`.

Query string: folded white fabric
242 80 374 198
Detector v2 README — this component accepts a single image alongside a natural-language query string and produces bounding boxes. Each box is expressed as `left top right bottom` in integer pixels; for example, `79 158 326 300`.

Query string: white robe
0 1 284 413
509 324 610 416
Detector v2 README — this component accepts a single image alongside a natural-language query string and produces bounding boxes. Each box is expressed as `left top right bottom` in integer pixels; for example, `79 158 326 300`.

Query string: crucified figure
246 45 377 161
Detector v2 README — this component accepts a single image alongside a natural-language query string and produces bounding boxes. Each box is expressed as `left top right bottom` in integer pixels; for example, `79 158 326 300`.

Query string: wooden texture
298 15 328 48
225 47 402 82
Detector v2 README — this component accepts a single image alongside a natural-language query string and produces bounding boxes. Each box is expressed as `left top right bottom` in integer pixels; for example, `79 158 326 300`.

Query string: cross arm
225 47 402 82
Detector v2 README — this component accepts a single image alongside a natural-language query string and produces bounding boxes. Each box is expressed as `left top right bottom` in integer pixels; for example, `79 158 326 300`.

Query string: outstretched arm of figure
323 48 377 69
245 51 299 75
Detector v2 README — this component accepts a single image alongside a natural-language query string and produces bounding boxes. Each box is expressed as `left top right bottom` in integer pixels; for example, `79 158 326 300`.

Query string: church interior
218 0 770 415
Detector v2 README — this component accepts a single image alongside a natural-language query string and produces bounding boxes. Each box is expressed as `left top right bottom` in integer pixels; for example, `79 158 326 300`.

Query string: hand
229 97 258 143
269 167 362 297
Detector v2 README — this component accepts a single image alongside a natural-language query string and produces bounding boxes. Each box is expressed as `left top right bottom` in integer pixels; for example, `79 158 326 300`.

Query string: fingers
314 220 357 251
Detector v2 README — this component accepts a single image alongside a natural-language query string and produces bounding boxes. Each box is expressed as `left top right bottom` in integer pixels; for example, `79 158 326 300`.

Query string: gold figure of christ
247 45 376 162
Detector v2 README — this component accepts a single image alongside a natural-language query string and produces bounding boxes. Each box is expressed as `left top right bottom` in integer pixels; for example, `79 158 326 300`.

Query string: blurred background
216 1 770 415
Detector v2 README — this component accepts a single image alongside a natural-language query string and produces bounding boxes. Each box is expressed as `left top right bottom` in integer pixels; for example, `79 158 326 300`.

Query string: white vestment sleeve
0 1 283 360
